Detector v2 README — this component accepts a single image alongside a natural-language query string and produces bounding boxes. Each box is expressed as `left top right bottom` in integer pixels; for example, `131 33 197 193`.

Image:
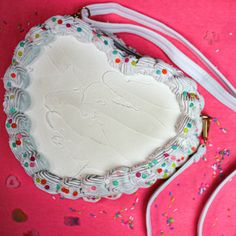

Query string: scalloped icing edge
3 15 204 202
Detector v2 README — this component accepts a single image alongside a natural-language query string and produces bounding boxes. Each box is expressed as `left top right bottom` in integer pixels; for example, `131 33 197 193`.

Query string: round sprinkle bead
112 180 119 186
11 72 16 78
16 140 21 146
184 128 189 133
41 179 47 185
156 69 161 75
45 185 50 190
19 41 25 47
16 134 22 139
73 191 78 196
91 186 96 191
115 58 121 64
131 61 136 66
66 23 71 28
11 123 17 129
77 27 82 32
136 172 141 178
36 178 40 183
142 173 147 179
162 69 168 74
57 19 63 24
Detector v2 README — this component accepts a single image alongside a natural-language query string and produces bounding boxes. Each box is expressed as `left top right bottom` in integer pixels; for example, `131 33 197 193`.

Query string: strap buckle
72 7 91 18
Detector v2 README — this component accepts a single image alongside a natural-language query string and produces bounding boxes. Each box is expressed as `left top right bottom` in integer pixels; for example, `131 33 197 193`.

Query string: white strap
81 2 236 112
146 144 206 236
197 169 236 236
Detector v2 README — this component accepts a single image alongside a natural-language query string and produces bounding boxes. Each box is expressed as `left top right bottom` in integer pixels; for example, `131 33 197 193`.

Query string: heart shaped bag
3 3 236 235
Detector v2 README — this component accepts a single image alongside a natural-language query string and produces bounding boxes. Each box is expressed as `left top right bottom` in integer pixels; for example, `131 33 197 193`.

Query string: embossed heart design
6 175 21 189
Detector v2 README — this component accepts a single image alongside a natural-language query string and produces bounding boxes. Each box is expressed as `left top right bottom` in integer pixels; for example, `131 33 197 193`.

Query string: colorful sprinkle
41 179 46 185
135 172 141 178
51 17 57 22
142 173 147 179
115 58 121 63
57 19 63 24
44 185 49 190
24 162 29 167
11 123 17 129
12 208 28 222
183 127 189 133
11 72 16 78
16 140 21 145
18 51 23 57
66 23 71 28
171 145 177 150
91 186 96 191
131 61 136 66
112 180 119 186
73 191 78 196
29 162 35 168
64 216 80 226
77 27 82 32
19 41 25 47
162 69 168 74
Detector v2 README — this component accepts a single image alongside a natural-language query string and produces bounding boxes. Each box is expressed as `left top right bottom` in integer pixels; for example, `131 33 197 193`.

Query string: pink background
0 0 236 235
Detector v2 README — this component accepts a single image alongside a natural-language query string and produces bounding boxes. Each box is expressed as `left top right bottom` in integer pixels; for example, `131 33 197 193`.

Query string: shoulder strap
197 169 236 236
81 2 236 112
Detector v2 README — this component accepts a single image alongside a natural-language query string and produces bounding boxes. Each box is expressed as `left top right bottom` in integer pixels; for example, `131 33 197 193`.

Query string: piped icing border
3 15 204 202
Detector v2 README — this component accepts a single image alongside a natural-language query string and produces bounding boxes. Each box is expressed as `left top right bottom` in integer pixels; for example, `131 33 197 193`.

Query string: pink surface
0 0 236 236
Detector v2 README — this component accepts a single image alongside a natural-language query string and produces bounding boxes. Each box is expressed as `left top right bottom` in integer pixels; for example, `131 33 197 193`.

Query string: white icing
25 35 181 177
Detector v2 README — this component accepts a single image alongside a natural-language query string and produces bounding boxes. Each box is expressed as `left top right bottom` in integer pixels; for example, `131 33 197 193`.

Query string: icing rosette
5 112 31 136
80 175 110 197
109 167 138 194
20 150 49 176
9 131 36 159
3 88 30 115
25 25 55 46
3 66 30 90
13 40 41 67
33 170 62 194
44 16 93 43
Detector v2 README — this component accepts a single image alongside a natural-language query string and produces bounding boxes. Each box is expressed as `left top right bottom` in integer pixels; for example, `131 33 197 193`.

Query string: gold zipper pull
201 115 212 143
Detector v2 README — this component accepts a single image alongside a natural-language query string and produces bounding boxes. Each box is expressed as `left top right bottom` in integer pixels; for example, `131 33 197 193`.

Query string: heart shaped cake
3 15 204 201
